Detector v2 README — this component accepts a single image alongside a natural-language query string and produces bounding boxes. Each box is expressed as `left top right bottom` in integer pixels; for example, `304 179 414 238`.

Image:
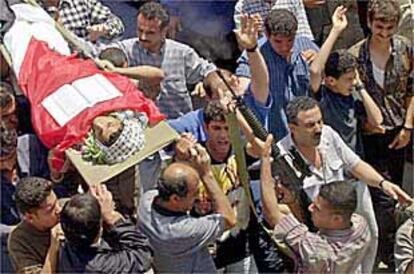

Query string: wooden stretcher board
65 121 179 185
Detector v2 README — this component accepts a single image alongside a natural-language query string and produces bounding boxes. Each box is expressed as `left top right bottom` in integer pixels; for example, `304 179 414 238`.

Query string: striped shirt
273 214 371 273
236 36 318 140
113 38 216 119
235 0 314 40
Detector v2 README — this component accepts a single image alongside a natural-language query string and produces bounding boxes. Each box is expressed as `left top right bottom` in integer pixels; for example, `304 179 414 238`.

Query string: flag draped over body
3 3 165 171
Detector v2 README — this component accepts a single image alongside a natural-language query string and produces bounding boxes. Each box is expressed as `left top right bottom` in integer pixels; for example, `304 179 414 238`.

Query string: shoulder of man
348 39 367 58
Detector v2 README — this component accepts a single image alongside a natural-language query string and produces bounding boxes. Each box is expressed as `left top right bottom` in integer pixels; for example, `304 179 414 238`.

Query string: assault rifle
216 70 316 231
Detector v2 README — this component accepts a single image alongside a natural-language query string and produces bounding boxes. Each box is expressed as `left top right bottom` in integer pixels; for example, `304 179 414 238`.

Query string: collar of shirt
365 35 397 56
280 127 331 182
152 197 187 217
59 0 73 9
263 37 306 67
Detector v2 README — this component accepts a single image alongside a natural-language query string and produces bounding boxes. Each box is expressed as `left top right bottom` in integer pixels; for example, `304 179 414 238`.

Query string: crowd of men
1 0 413 273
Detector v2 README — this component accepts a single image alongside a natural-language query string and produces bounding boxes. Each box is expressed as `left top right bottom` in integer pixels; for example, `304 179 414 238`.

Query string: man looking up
110 2 217 119
8 177 63 274
138 144 236 273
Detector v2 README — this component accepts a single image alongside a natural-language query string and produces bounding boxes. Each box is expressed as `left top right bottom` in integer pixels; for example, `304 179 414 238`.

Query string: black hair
368 0 400 24
325 50 357 79
15 177 53 214
157 173 189 202
286 96 319 124
98 47 128 68
319 180 357 218
265 9 298 37
203 100 226 125
60 193 102 248
138 1 170 29
0 82 14 109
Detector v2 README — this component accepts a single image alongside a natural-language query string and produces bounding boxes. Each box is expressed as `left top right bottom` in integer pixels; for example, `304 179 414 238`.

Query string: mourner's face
205 120 230 154
136 14 167 53
308 195 338 230
267 34 295 60
26 191 61 231
92 116 123 146
328 69 356 96
289 106 323 147
177 175 200 212
369 19 397 43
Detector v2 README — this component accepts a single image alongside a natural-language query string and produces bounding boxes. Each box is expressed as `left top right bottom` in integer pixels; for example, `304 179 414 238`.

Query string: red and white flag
4 4 165 171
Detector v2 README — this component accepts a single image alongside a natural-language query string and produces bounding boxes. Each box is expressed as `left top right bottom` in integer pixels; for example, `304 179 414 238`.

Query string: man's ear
287 122 296 134
325 76 337 87
160 26 168 39
170 194 181 206
203 122 209 133
23 212 35 223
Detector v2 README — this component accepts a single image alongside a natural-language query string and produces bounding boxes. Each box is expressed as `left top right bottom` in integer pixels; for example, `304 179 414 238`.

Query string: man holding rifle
271 96 412 272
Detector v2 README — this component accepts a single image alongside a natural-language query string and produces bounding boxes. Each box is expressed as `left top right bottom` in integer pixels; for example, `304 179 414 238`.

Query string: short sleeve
326 126 361 170
167 214 225 256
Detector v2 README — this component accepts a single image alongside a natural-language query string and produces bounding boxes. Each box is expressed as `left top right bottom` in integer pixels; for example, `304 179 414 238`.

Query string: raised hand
90 184 118 224
175 133 198 161
189 144 212 177
331 5 348 33
234 14 261 51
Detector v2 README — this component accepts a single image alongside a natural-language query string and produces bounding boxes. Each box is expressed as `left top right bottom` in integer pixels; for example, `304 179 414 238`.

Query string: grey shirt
138 190 225 273
395 218 414 274
112 38 216 119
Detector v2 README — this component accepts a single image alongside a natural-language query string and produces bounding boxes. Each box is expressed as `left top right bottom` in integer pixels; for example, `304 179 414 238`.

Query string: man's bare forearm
248 49 269 105
260 156 285 227
201 171 236 230
360 88 383 126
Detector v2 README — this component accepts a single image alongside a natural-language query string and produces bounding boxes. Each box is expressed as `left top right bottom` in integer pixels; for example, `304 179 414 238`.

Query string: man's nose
56 203 62 215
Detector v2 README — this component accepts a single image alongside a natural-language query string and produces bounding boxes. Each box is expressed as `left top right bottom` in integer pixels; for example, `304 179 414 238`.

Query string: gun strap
226 112 295 259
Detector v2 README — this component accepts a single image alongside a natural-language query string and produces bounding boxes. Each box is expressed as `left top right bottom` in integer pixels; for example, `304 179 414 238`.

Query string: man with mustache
108 1 217 119
274 97 412 273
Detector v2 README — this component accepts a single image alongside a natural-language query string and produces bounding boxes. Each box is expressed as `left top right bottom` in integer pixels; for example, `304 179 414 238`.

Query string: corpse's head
86 111 147 165
92 115 124 147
